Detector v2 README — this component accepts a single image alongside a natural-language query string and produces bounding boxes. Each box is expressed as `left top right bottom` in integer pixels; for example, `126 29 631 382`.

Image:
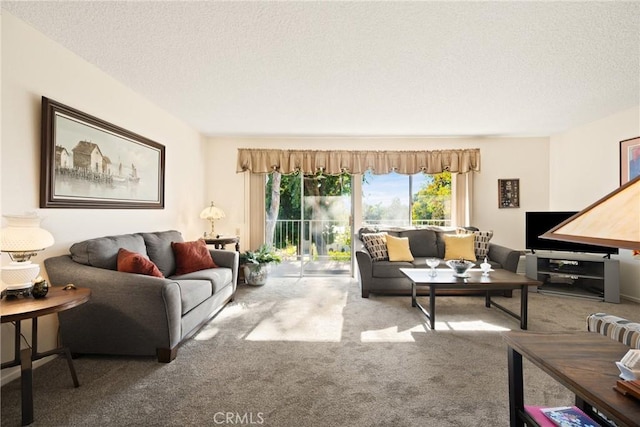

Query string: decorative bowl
445 259 475 277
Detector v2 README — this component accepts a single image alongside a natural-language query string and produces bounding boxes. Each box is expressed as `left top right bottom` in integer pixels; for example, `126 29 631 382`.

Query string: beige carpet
2 277 638 426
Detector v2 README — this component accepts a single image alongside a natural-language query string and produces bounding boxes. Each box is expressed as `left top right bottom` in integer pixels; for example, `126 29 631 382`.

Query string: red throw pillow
117 248 164 278
171 239 218 275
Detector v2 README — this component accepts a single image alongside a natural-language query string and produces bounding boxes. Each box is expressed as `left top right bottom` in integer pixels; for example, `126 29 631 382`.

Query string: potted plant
240 244 282 286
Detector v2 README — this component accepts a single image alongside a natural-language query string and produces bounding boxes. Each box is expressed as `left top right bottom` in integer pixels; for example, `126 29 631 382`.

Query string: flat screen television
525 211 619 255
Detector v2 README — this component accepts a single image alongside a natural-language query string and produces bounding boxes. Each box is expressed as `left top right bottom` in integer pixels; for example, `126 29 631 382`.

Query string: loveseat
355 227 521 298
44 230 238 362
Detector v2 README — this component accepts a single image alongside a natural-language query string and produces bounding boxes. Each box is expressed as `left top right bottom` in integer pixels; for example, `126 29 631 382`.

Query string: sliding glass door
266 172 352 277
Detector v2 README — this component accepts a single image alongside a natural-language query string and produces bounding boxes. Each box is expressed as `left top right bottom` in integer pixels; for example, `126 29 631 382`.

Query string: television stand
525 252 619 303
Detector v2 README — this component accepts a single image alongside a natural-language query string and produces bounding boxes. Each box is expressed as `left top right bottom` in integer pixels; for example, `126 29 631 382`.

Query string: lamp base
1 261 40 298
1 286 33 299
2 261 40 286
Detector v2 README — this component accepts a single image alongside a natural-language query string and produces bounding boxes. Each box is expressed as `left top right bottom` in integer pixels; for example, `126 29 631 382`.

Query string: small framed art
620 136 640 185
498 179 520 209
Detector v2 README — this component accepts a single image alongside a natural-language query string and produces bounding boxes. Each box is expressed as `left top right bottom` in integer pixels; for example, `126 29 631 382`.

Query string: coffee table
400 268 541 330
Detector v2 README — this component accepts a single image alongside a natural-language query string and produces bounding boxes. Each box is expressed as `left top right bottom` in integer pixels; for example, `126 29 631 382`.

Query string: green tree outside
412 171 452 223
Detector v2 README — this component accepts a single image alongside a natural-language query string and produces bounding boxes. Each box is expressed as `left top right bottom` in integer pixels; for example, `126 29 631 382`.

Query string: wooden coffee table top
400 268 540 289
503 331 640 427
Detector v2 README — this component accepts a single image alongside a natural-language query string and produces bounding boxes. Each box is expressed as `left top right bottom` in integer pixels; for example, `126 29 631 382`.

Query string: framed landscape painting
620 136 640 185
40 97 165 209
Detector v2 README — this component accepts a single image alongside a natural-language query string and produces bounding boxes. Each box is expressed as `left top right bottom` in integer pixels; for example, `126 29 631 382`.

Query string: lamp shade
541 175 640 250
1 214 54 252
200 202 225 221
1 214 54 291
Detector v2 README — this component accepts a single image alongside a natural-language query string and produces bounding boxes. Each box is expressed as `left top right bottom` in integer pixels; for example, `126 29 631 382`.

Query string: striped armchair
586 313 640 349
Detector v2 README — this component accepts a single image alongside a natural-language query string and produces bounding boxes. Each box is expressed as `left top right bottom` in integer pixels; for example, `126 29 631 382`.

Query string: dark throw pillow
171 239 218 275
361 232 389 261
117 248 164 278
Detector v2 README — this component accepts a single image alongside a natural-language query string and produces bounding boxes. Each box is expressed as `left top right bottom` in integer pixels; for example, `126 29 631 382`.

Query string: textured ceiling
3 1 639 137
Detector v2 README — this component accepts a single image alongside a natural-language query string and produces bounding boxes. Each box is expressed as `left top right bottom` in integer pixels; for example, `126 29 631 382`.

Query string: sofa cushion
397 229 439 258
386 235 414 262
70 233 147 270
174 280 213 315
171 268 233 295
116 248 164 278
372 260 414 278
140 230 184 277
443 234 477 261
172 239 218 275
361 233 389 261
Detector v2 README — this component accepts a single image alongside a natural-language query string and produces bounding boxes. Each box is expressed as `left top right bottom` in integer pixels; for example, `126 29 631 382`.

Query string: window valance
237 148 480 175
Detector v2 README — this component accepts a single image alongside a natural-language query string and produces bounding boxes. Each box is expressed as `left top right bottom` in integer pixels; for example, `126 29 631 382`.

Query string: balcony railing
268 218 451 255
361 219 452 228
266 218 450 276
266 219 350 276
267 219 351 257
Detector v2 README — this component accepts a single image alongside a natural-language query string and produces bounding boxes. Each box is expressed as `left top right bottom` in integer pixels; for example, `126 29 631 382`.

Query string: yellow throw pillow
386 235 414 262
443 234 477 261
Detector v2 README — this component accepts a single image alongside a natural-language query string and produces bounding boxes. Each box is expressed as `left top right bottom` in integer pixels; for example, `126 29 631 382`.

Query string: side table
204 236 245 284
204 235 240 251
1 286 91 426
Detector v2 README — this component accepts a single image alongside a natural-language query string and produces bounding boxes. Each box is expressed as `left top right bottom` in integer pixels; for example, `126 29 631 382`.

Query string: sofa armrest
587 313 640 349
44 255 182 351
355 249 374 298
487 243 521 273
209 249 239 287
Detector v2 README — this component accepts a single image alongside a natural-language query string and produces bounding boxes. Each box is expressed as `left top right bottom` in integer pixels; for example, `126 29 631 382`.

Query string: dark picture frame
620 136 640 185
498 178 520 209
40 97 165 209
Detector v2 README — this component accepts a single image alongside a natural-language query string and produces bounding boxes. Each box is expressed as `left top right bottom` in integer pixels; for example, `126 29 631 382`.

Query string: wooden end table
503 331 640 427
204 235 240 252
1 286 91 426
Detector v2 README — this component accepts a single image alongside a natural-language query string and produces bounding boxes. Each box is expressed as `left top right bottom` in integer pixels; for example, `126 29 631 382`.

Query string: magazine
540 406 601 427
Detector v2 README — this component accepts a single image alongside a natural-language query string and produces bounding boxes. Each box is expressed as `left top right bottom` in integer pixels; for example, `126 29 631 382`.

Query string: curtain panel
237 148 480 175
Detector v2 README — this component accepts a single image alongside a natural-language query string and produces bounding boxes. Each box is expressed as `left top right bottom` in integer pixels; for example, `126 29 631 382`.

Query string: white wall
549 105 640 301
204 136 550 252
1 12 206 382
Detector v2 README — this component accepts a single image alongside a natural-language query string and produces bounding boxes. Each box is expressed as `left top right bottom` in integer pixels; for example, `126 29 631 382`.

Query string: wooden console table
503 331 640 427
1 287 91 426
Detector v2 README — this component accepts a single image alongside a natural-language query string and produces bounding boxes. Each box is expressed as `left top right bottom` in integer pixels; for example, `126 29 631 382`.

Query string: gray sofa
44 230 238 363
356 227 521 298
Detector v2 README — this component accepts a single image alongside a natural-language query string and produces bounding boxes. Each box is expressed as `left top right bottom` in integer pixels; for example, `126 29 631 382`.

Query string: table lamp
200 202 225 238
541 175 640 250
1 214 54 297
